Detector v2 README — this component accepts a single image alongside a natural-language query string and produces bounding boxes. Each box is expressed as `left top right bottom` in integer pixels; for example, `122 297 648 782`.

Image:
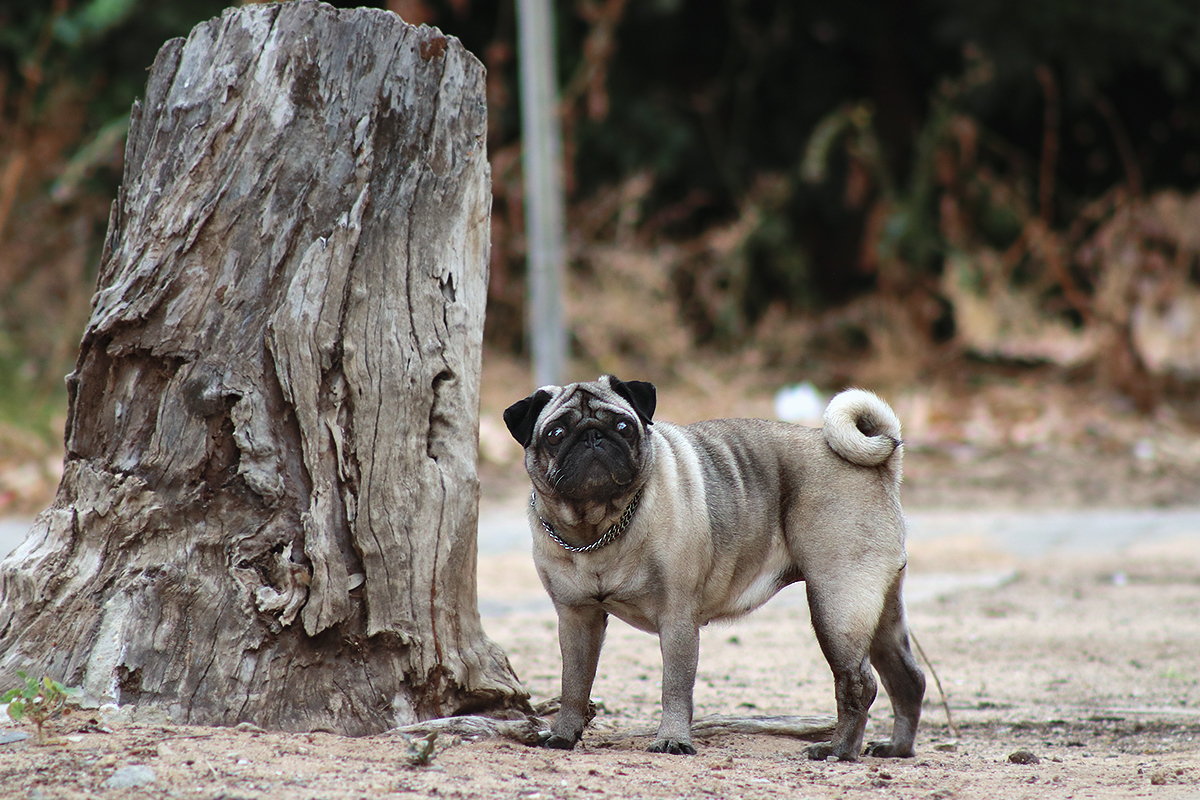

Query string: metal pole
516 0 567 387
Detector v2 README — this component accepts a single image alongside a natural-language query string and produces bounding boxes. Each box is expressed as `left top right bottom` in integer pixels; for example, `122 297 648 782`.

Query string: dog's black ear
503 389 553 447
609 377 656 425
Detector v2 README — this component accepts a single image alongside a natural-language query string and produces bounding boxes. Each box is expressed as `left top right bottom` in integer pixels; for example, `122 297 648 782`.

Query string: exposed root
389 712 836 749
616 714 836 743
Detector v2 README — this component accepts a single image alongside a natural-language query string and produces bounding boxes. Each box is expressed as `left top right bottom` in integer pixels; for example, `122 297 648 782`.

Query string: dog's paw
647 738 696 755
863 739 916 758
542 733 579 750
806 743 858 762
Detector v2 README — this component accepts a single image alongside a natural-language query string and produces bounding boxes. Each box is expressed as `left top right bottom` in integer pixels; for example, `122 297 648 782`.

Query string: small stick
909 628 958 739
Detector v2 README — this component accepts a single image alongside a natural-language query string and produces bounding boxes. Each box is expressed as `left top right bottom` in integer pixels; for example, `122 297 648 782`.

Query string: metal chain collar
532 487 645 553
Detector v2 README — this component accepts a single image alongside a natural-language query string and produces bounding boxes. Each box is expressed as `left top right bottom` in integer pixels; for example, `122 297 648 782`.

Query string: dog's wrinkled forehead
536 380 637 433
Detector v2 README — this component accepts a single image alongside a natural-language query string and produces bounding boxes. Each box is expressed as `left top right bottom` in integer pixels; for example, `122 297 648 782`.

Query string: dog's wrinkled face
504 375 656 503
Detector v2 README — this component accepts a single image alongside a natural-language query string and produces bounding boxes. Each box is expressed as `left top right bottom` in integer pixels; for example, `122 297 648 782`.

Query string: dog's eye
616 420 634 438
546 426 566 445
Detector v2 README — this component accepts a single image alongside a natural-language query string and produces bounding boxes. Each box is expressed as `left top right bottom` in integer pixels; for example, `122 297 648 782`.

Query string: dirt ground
3 356 1200 799
2 518 1199 799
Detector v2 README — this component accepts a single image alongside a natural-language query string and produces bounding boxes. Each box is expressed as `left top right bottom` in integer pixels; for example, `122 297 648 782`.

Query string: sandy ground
3 461 1200 799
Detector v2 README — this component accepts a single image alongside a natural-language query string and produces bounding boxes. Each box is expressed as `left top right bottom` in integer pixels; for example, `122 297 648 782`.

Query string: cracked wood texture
0 0 528 735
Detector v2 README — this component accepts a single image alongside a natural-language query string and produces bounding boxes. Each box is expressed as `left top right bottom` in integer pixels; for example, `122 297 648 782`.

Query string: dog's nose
584 429 602 447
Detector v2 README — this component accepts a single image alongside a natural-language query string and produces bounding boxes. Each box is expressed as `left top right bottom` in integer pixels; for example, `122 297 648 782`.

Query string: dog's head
503 375 656 504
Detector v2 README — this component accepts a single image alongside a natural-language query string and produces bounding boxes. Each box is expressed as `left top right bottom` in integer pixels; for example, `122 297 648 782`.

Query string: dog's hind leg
864 568 925 757
804 581 880 762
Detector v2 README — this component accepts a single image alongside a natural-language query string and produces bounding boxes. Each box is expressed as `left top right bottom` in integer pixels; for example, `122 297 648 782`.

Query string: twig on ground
910 628 959 739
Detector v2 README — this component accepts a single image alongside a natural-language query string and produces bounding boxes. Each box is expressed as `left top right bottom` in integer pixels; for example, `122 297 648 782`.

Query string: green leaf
53 0 138 46
80 0 139 30
801 107 855 184
7 700 24 722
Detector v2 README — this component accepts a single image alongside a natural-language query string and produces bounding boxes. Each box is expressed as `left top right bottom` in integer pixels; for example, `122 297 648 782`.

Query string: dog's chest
545 556 665 633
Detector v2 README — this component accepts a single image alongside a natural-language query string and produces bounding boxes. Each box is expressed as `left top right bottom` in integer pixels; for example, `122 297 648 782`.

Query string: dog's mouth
545 431 638 500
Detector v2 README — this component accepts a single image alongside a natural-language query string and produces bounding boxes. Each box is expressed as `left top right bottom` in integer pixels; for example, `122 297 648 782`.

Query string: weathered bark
0 0 528 735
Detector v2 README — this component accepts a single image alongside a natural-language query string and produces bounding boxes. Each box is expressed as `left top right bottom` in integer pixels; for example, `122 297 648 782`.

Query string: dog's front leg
648 619 699 755
546 603 608 750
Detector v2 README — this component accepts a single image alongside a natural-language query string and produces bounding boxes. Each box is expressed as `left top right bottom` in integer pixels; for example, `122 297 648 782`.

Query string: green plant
1 671 78 744
401 732 438 767
802 50 998 287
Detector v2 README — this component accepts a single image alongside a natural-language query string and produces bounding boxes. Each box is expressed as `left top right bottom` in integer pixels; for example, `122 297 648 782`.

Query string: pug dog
503 375 925 761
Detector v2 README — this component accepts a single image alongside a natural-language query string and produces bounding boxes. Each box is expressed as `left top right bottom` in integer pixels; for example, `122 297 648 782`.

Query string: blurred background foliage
2 0 1200 464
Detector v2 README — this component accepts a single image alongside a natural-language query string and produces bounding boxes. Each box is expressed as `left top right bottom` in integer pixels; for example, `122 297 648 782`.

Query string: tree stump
0 0 528 735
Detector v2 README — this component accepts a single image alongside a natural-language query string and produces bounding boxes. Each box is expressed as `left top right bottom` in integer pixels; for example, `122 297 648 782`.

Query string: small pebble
1008 750 1040 765
105 765 156 789
1149 768 1182 785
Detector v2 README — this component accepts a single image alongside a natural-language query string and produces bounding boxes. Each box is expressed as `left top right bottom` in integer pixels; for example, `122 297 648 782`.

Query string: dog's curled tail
822 389 902 470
